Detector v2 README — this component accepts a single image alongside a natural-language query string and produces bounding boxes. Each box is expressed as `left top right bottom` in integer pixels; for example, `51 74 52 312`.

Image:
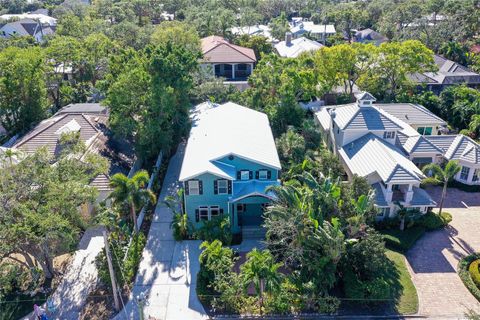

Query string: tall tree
0 47 47 136
0 147 107 279
422 160 462 214
109 170 156 233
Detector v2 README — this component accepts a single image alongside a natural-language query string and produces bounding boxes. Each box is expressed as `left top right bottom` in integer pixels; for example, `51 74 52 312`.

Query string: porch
214 63 253 81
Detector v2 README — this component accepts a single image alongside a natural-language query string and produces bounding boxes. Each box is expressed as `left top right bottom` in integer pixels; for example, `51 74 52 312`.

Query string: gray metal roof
339 133 424 184
375 103 446 126
411 187 437 206
333 104 402 130
402 135 443 154
372 183 388 207
426 134 480 165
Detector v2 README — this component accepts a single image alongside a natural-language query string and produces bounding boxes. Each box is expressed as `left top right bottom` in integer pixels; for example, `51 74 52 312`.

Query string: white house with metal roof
315 92 480 218
179 102 281 236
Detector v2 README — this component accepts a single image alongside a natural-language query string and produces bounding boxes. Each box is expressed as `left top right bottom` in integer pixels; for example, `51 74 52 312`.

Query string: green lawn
386 249 418 315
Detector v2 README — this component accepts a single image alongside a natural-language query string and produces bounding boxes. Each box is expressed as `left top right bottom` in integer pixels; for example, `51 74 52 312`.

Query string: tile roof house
230 25 273 42
315 92 480 218
200 35 257 82
0 12 57 42
275 32 323 58
12 103 134 201
410 54 480 94
179 102 281 237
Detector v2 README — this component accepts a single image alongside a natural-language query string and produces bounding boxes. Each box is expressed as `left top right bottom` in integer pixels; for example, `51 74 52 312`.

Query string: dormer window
383 131 395 139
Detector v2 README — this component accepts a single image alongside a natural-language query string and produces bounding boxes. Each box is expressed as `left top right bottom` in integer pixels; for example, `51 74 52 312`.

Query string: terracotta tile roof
201 35 256 64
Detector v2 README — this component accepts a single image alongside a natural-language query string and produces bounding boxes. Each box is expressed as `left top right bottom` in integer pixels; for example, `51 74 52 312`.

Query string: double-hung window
240 170 250 180
473 169 479 182
188 180 200 195
199 206 209 220
210 206 220 218
217 180 228 194
258 170 268 180
460 166 470 181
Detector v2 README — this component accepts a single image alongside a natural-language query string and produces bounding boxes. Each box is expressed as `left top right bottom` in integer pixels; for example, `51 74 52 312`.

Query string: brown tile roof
201 35 256 64
14 113 100 156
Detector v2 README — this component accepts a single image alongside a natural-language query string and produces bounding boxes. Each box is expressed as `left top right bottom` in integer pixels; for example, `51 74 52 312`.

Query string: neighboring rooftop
201 36 256 64
353 28 388 45
0 12 57 25
290 21 336 36
411 54 480 86
179 102 281 181
230 25 273 41
12 103 135 190
275 36 323 58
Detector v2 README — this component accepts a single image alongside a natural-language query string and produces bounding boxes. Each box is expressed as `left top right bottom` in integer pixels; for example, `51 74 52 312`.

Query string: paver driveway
406 186 480 318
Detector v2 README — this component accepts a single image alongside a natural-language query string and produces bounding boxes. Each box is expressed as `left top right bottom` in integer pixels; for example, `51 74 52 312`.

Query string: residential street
113 143 208 320
406 187 480 318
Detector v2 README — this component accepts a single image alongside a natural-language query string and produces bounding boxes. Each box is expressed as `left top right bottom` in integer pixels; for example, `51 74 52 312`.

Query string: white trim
231 192 275 203
180 170 232 182
210 152 282 170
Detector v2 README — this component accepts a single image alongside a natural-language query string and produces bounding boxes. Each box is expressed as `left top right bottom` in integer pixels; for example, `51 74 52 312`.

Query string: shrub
195 216 232 245
123 232 147 283
458 254 480 302
469 260 480 288
380 226 426 252
375 216 400 230
417 212 452 230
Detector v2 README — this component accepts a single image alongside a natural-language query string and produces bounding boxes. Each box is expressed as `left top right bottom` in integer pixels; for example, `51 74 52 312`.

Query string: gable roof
274 37 323 58
375 103 446 126
201 36 256 63
354 28 388 45
402 135 443 154
179 102 281 181
426 135 480 165
355 91 376 101
333 104 402 131
339 133 424 184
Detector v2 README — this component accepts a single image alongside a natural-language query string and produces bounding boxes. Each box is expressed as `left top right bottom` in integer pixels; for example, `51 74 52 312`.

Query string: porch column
232 63 236 80
467 166 475 184
385 184 393 203
405 184 414 204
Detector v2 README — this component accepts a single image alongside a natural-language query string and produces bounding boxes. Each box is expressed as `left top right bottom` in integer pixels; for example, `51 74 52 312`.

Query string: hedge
469 259 480 288
381 226 426 252
458 253 480 302
448 180 480 193
417 212 452 230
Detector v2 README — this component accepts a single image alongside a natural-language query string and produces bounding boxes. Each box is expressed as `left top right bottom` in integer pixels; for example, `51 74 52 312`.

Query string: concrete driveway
406 186 480 318
113 144 207 320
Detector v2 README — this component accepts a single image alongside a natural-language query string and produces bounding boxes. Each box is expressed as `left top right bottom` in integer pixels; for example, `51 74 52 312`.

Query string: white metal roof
179 102 281 181
275 37 323 58
339 133 425 184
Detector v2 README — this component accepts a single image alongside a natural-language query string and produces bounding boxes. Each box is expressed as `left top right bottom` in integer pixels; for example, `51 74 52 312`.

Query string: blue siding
183 155 280 233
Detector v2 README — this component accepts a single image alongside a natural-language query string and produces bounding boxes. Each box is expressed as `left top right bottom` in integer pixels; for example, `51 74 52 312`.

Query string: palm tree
1 148 18 167
109 170 157 233
468 114 480 138
422 161 462 215
240 249 283 313
165 188 192 240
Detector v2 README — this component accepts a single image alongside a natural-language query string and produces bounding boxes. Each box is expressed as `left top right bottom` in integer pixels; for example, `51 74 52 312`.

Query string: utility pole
103 229 120 312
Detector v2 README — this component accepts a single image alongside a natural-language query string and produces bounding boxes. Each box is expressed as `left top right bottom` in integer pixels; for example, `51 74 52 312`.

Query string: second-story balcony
392 190 406 202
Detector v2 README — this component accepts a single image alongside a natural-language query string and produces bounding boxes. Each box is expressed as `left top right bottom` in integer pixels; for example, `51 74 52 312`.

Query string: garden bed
458 253 480 302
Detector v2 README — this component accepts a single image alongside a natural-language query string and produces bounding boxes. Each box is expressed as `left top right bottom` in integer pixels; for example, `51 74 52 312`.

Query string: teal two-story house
179 102 281 234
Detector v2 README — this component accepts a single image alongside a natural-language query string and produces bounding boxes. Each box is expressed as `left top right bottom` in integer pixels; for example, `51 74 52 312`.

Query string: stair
242 226 266 239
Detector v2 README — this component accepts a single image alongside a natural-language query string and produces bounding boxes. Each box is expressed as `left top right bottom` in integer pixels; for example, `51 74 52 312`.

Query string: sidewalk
113 143 207 320
22 226 105 320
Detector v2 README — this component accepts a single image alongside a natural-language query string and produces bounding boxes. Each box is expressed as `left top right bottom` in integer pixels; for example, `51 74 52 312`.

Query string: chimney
285 32 292 46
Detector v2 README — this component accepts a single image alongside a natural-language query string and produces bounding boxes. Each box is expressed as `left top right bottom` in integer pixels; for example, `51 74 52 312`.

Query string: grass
386 249 418 315
380 226 426 252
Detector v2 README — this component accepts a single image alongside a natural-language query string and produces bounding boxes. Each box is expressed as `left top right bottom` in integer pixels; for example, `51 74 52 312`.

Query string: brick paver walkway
406 187 480 318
